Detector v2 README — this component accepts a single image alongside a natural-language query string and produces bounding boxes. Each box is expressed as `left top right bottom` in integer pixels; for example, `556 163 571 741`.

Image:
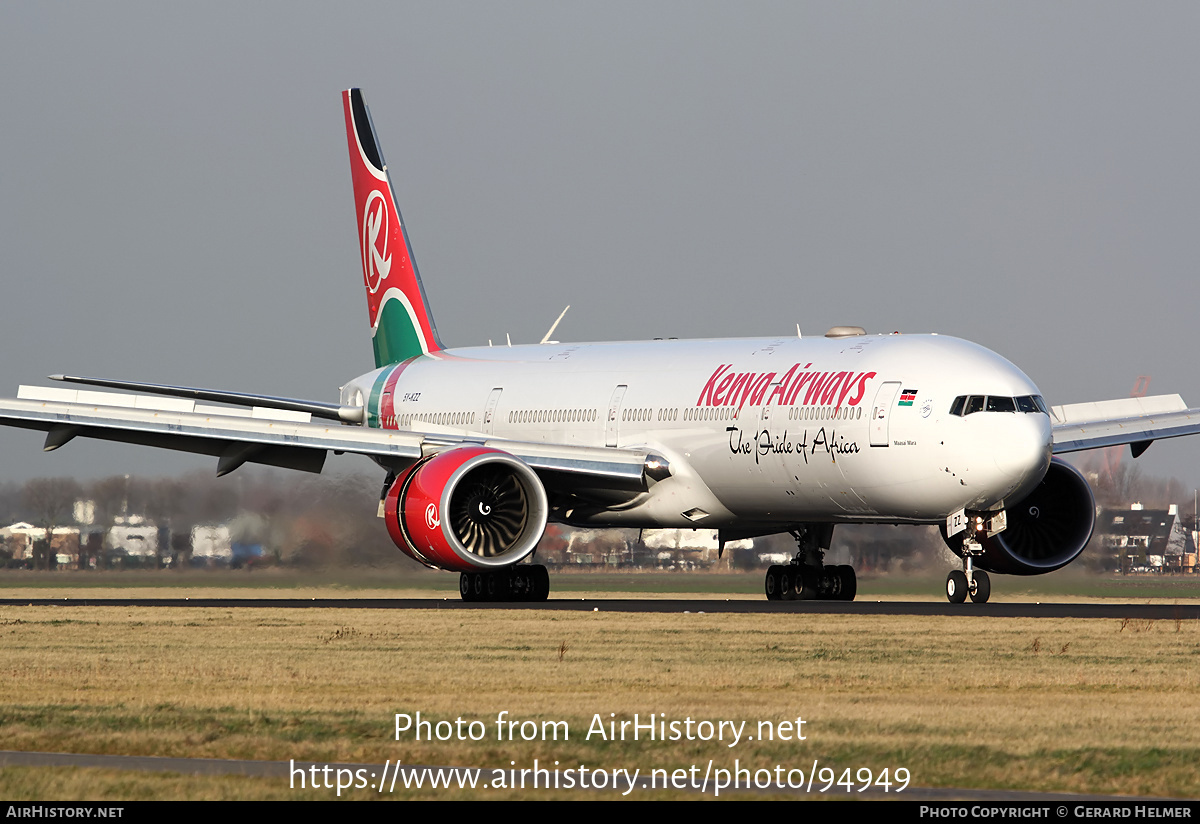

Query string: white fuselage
342 333 1053 530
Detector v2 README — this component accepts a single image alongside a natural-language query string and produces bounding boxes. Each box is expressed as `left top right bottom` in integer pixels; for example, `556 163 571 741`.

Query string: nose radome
993 415 1053 491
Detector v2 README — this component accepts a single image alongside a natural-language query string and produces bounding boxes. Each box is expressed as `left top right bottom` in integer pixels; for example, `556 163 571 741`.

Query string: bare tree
23 477 81 570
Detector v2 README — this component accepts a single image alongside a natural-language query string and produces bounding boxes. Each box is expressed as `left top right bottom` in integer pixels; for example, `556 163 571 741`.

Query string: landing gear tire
796 567 819 600
946 569 968 604
779 567 797 601
836 565 857 601
511 567 530 599
531 565 550 602
970 569 991 604
459 572 475 602
764 566 782 601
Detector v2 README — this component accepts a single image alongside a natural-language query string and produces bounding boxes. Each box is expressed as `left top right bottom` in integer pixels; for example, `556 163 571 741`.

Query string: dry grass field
0 573 1197 799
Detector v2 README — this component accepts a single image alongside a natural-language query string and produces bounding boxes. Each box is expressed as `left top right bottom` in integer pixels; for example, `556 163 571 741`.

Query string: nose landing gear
945 554 990 604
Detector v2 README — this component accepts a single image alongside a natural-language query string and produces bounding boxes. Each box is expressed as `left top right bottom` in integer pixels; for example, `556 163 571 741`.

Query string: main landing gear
764 563 856 601
945 554 990 604
459 564 550 602
764 525 857 601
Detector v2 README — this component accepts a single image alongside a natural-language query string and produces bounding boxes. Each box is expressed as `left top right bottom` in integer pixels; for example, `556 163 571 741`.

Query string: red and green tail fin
343 88 444 366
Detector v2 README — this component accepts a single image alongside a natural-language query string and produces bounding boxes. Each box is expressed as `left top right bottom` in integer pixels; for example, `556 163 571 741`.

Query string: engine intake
385 447 549 572
948 457 1096 575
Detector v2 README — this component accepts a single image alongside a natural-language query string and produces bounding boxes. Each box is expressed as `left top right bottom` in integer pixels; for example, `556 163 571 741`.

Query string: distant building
1098 503 1196 573
0 522 82 567
106 515 159 561
642 529 754 568
191 525 233 563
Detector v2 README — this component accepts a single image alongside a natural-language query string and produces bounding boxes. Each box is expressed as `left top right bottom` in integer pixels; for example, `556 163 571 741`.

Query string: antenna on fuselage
796 324 802 338
540 305 571 345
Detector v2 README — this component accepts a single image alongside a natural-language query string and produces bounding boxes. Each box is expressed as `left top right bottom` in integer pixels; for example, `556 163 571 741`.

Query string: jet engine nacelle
949 457 1096 575
384 446 549 572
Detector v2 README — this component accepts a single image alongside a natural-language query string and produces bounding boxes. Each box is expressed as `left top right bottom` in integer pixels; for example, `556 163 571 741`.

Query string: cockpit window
950 394 1048 416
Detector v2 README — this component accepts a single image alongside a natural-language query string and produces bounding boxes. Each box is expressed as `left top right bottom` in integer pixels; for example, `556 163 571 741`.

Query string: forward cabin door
605 385 628 447
870 381 902 447
482 387 502 435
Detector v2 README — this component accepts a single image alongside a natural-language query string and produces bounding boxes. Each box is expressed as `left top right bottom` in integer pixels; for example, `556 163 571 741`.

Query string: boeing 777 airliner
3 89 1198 603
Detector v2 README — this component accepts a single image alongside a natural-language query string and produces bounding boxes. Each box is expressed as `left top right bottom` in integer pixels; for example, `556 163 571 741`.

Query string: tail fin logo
362 190 392 293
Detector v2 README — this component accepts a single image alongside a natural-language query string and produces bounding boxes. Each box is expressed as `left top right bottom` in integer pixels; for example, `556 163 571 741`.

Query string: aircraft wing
1050 393 1200 457
0 384 654 492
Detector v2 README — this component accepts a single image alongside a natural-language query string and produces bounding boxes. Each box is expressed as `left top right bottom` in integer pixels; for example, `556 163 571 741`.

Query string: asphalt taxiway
0 598 1195 618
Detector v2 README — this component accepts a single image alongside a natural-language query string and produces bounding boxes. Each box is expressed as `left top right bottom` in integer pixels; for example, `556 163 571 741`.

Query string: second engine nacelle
947 457 1096 575
384 447 549 572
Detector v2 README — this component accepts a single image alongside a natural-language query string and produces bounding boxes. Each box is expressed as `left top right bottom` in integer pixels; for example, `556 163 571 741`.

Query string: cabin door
482 387 503 435
605 385 628 447
870 381 902 447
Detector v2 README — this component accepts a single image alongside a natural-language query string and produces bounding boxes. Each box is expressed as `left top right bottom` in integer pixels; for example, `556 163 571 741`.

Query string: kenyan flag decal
898 389 918 407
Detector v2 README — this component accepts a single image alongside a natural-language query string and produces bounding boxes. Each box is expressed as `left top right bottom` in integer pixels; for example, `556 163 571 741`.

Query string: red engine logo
424 502 440 531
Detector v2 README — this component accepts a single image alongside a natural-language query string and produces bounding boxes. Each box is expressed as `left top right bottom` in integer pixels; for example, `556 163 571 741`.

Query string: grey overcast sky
2 2 1200 490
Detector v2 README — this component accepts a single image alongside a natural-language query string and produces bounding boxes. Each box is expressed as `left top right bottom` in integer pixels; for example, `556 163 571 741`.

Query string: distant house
1098 504 1196 573
0 522 82 566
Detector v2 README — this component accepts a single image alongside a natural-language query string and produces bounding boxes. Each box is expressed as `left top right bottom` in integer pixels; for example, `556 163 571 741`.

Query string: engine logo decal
425 502 440 531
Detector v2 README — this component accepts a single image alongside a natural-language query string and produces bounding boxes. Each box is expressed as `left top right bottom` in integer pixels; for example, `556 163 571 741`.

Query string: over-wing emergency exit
3 89 1199 603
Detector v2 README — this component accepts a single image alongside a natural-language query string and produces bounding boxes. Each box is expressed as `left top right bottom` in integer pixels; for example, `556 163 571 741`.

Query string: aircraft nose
993 415 1053 492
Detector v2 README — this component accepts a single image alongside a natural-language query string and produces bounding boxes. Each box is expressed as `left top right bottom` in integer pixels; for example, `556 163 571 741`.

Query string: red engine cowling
384 447 549 572
947 457 1096 575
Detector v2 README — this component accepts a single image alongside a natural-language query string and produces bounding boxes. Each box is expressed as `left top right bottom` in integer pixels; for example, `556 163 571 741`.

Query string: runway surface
0 598 1196 618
